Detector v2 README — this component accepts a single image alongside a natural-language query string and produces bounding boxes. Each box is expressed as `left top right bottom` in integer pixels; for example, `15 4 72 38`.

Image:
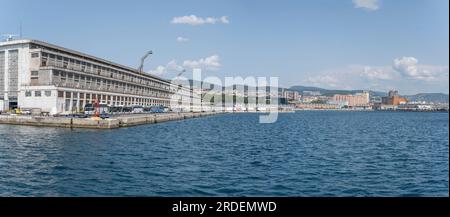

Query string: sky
1 0 448 94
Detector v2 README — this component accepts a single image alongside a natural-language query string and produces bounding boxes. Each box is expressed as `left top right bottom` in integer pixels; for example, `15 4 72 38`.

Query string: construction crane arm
138 51 153 73
176 69 186 77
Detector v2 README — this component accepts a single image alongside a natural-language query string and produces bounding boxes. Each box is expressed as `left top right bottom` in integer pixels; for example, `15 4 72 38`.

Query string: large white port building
0 39 197 114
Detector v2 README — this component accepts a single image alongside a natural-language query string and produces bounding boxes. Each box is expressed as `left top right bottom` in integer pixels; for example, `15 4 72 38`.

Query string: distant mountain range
288 86 449 103
402 93 449 104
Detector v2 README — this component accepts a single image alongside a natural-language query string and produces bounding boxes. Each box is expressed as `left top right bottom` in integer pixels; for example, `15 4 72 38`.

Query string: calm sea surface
0 111 448 196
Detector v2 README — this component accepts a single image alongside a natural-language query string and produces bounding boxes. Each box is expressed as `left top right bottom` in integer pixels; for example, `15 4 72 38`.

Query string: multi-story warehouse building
381 90 408 106
332 92 370 107
0 39 195 114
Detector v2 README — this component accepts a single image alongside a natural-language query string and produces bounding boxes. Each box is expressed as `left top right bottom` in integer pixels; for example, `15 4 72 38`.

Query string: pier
0 112 222 129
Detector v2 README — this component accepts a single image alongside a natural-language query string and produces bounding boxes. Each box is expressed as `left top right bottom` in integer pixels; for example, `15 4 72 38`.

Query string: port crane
138 51 153 73
176 69 186 78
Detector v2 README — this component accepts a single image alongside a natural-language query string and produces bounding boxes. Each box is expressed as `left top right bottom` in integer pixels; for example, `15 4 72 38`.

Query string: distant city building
332 91 370 107
282 90 300 102
388 90 399 97
381 90 408 106
370 96 382 104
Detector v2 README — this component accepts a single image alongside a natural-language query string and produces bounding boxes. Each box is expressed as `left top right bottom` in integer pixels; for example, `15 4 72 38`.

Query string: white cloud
305 65 392 90
353 0 380 11
393 57 449 81
362 66 393 80
171 15 229 25
148 59 183 75
182 55 221 71
176 36 189 42
167 59 184 71
220 16 230 24
307 74 340 88
303 58 449 93
148 65 167 75
147 55 222 75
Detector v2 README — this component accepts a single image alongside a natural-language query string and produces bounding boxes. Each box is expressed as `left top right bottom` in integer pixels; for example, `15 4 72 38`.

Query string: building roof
0 39 171 84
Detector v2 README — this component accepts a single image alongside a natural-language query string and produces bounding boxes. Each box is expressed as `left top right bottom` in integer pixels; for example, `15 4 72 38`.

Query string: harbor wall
0 112 221 129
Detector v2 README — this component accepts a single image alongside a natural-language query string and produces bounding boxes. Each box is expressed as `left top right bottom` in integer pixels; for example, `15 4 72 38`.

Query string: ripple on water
0 111 448 196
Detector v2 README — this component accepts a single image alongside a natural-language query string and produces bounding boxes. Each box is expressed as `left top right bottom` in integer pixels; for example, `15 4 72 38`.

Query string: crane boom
138 51 153 73
176 69 186 77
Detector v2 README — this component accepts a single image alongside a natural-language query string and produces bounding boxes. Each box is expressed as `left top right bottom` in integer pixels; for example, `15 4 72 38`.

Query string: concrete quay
0 112 221 129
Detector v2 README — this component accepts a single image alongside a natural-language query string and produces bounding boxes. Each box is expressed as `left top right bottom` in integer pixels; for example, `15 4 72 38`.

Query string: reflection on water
0 111 448 196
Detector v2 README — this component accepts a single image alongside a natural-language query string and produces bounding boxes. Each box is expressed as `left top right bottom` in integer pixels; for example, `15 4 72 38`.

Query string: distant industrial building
381 90 408 106
331 91 370 108
0 39 196 114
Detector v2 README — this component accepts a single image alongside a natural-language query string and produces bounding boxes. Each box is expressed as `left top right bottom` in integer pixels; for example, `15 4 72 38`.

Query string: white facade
0 41 30 111
0 39 197 114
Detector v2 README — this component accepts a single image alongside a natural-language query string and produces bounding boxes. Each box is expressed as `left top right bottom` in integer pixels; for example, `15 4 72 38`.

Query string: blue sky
1 0 448 94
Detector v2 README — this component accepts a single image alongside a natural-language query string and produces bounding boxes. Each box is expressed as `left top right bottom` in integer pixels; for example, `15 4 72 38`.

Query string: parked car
150 105 165 113
21 108 32 115
131 105 144 113
84 103 110 115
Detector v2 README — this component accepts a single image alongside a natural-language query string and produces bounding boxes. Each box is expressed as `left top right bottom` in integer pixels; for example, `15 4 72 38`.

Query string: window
31 71 39 82
41 57 47 66
31 53 39 58
35 91 41 97
45 91 51 97
63 57 68 68
58 91 64 97
25 91 32 97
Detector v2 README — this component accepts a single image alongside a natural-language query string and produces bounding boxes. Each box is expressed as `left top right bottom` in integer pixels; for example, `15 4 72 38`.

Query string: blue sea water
0 111 448 196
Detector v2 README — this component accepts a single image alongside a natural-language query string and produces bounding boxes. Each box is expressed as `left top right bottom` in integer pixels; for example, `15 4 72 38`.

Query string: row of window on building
25 90 52 97
51 70 171 98
24 89 170 106
56 91 170 106
34 51 170 90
